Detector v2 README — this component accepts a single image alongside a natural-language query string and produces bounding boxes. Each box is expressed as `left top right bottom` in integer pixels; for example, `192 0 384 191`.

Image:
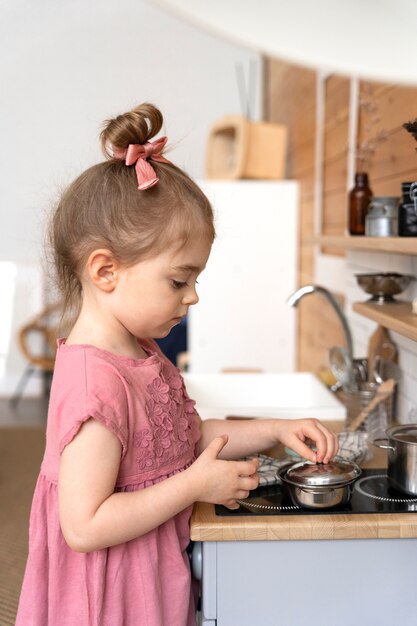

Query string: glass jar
398 181 417 236
348 172 373 235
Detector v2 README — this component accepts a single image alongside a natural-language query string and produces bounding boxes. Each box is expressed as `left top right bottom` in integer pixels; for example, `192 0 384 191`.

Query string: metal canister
365 197 399 236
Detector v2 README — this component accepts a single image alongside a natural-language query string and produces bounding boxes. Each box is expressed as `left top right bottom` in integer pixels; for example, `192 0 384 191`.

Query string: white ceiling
153 0 417 85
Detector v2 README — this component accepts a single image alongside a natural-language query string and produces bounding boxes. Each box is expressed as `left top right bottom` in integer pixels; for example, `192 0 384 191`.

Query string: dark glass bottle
398 182 417 236
348 173 373 235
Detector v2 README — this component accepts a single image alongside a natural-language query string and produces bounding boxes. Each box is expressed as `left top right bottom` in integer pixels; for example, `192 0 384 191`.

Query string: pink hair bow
113 136 172 190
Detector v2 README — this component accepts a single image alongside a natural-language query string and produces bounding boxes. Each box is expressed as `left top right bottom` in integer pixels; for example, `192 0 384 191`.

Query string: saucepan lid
284 460 361 488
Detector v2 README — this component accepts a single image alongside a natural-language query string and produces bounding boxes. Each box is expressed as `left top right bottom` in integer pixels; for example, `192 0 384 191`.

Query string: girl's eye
172 280 187 290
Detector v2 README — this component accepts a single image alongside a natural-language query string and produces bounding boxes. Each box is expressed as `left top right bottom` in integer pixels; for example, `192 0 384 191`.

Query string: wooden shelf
353 301 417 342
308 235 417 255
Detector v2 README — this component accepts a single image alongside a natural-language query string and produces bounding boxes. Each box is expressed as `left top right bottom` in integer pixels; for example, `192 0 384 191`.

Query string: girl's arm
198 417 339 464
58 418 259 553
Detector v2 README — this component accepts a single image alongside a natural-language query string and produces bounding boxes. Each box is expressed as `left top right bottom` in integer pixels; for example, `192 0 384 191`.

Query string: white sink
182 372 345 421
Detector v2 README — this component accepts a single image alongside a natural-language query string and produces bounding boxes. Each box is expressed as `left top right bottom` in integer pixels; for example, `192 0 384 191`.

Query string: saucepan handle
373 438 395 451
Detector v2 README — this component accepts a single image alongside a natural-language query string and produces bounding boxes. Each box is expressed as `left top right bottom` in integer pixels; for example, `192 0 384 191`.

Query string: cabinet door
213 539 417 626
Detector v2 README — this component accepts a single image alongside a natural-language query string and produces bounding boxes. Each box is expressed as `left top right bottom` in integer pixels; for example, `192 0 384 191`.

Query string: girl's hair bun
100 103 164 158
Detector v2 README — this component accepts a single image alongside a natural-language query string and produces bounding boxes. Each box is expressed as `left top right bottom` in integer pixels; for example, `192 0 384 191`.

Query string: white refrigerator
188 180 299 373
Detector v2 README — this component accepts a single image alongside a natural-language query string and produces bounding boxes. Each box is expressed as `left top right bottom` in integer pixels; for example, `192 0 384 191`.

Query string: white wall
0 0 262 396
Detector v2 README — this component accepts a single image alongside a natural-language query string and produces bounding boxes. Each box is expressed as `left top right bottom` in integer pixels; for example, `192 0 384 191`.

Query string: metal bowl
355 272 415 303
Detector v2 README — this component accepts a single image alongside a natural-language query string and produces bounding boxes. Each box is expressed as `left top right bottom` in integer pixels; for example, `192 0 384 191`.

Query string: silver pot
278 460 361 509
374 424 417 495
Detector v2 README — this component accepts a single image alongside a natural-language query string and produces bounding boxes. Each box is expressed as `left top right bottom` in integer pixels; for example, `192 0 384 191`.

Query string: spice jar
398 182 417 236
348 173 373 235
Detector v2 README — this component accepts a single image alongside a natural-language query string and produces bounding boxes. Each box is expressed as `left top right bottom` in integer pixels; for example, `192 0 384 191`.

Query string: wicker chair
10 301 63 408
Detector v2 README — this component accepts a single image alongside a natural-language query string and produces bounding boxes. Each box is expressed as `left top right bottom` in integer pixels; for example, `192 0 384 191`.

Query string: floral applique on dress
134 369 199 470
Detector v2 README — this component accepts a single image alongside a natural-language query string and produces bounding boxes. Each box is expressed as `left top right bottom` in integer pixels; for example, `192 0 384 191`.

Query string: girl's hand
189 435 259 509
274 419 339 464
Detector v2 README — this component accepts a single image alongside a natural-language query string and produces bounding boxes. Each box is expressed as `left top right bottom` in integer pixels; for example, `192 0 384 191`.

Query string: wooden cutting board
367 325 398 381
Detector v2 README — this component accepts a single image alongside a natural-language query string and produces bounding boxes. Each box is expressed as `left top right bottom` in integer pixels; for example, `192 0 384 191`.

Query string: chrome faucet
287 285 354 360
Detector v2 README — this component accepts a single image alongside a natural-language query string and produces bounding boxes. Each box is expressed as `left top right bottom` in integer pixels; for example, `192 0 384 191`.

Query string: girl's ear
87 249 119 293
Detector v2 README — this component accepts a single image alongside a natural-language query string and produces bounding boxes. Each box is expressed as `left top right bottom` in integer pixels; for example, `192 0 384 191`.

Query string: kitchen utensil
353 358 368 382
355 272 415 303
372 354 401 385
373 424 417 495
329 346 358 391
367 325 398 381
278 459 361 509
372 355 385 384
347 378 396 432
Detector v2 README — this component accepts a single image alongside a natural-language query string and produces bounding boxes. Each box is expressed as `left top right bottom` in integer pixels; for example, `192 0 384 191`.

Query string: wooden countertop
190 421 417 542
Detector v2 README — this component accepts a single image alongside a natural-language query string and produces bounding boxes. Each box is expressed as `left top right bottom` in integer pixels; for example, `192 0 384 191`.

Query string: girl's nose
182 286 199 306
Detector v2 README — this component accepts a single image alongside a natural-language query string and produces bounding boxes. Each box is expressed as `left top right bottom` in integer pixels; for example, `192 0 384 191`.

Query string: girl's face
112 236 212 340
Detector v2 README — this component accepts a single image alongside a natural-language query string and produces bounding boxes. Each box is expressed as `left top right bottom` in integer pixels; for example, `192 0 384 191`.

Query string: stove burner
215 469 417 516
354 474 417 504
235 499 300 512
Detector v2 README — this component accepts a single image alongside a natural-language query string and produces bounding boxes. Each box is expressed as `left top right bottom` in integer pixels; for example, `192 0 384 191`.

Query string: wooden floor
0 397 48 626
0 397 47 625
0 396 49 427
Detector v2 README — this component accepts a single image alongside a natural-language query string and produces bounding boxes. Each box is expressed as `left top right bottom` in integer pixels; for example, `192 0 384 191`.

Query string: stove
215 469 417 516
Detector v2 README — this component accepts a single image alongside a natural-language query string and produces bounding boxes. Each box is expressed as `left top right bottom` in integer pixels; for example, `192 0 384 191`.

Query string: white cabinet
189 181 299 373
197 538 417 625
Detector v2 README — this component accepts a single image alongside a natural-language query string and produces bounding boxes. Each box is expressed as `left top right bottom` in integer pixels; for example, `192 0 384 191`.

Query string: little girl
16 103 338 626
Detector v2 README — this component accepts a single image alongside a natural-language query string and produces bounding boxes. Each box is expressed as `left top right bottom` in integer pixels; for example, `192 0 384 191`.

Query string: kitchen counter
192 421 417 625
190 421 417 542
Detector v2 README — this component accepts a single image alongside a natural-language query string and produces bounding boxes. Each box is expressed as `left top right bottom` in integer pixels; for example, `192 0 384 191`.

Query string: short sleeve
51 349 129 457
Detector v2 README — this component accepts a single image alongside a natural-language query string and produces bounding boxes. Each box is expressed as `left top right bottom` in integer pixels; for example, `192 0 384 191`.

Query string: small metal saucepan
374 424 417 495
278 460 361 509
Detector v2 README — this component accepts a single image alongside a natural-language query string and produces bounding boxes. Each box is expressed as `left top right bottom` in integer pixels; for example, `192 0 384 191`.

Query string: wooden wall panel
322 75 350 256
357 81 417 195
323 162 348 203
266 58 417 376
370 130 417 181
266 59 344 372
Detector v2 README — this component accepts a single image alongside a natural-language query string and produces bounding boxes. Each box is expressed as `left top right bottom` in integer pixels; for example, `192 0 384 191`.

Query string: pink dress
16 339 201 626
